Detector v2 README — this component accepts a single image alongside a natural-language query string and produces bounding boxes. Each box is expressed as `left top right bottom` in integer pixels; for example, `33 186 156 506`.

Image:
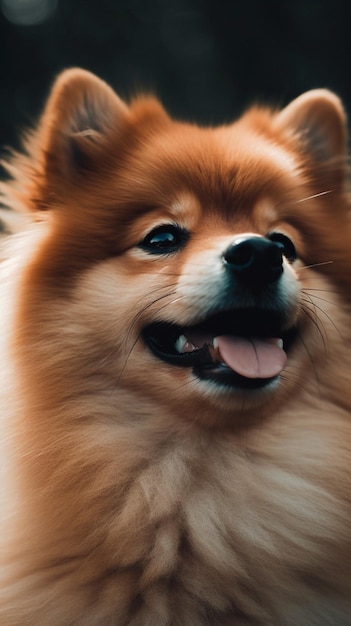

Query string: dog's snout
223 236 283 284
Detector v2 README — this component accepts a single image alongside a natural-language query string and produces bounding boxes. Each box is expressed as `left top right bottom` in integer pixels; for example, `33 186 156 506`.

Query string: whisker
302 292 343 340
300 300 327 353
299 261 333 271
295 325 321 387
118 290 199 384
294 190 333 204
117 334 141 384
125 288 179 344
276 189 334 213
279 371 310 394
303 292 339 307
303 288 339 294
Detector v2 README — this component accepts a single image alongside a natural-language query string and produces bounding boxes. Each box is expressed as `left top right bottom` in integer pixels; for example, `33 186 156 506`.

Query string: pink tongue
215 336 287 379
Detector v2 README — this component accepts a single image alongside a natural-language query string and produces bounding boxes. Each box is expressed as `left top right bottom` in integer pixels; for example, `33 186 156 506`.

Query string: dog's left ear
274 89 347 186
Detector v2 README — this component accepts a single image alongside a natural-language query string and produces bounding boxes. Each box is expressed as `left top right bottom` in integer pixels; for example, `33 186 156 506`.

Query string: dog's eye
266 231 297 262
139 225 189 254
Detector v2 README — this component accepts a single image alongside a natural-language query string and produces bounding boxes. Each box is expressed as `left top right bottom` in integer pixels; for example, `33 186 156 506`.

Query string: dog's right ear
37 68 130 182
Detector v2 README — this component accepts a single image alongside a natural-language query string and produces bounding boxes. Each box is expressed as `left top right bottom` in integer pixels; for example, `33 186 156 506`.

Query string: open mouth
142 308 297 389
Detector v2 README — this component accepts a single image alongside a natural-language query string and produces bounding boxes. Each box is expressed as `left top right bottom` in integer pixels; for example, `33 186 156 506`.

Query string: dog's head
4 69 351 428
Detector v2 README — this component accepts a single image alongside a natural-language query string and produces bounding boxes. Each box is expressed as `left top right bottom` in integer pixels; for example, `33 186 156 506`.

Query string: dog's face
5 70 351 430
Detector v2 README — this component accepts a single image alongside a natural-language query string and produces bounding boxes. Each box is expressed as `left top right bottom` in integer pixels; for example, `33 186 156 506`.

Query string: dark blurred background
0 0 350 147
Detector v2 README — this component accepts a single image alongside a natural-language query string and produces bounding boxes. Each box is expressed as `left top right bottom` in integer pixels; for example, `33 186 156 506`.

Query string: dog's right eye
139 225 189 255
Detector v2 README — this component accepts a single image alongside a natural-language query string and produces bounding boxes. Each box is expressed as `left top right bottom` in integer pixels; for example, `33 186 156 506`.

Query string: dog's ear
37 68 130 181
3 69 171 213
274 89 347 186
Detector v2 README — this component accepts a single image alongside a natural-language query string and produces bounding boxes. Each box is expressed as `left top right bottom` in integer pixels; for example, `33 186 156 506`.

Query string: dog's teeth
175 335 197 353
210 338 222 362
175 335 187 353
183 341 197 353
269 338 284 349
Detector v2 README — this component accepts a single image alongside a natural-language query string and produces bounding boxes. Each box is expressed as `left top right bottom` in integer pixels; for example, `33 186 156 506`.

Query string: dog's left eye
139 225 189 254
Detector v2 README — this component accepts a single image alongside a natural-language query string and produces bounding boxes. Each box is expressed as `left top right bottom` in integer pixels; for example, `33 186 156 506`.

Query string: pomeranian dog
0 69 351 626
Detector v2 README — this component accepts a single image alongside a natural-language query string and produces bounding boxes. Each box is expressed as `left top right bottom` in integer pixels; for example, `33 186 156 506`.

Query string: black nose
223 236 284 284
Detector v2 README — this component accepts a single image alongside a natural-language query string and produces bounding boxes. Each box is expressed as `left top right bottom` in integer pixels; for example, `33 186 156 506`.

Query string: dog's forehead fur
117 104 298 200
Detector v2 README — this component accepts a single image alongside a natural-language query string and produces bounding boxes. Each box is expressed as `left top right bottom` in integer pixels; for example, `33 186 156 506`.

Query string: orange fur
0 69 351 625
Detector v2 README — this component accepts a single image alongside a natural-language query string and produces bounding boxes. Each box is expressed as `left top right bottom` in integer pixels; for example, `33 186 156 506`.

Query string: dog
0 68 351 625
